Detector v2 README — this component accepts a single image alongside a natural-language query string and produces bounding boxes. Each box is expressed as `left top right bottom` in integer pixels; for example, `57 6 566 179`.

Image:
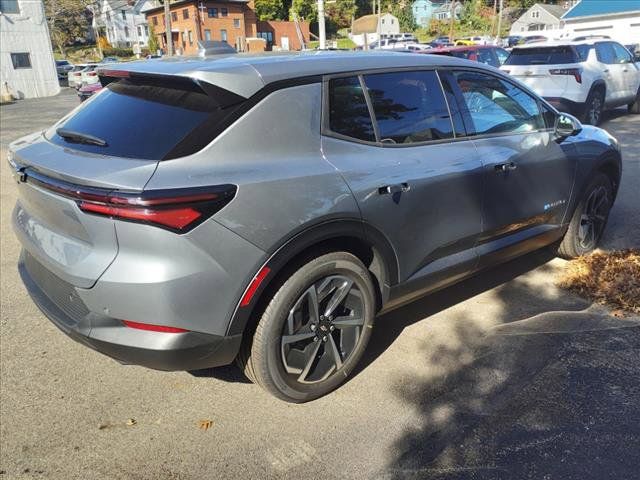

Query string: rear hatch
502 45 585 98
10 70 244 288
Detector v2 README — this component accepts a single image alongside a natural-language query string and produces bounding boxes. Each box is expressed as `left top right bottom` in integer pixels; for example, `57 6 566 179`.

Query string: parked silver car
9 52 621 402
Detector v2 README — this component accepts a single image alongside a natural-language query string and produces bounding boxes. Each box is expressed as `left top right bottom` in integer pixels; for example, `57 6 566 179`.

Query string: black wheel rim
280 275 365 384
578 185 609 250
588 93 603 125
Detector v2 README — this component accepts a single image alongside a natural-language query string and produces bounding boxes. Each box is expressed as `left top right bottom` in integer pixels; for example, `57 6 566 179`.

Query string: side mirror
555 113 582 140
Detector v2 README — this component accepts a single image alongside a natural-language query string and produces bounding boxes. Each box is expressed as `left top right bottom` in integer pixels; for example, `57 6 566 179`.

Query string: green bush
102 47 134 58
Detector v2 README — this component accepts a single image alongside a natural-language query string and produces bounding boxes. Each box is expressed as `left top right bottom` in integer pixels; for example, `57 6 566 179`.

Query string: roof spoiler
96 69 247 108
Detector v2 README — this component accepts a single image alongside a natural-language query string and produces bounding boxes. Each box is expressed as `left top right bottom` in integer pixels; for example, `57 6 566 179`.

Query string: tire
557 172 613 259
240 252 376 403
629 88 640 114
582 87 605 125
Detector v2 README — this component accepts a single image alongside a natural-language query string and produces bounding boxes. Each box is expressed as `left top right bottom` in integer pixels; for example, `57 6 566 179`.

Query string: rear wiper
56 128 107 147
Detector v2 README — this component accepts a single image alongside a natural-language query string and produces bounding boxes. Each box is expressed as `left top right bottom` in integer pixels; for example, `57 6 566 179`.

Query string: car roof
513 39 608 49
98 50 474 99
433 45 499 52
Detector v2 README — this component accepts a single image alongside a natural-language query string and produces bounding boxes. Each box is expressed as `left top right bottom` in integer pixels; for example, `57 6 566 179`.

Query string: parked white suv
501 39 640 125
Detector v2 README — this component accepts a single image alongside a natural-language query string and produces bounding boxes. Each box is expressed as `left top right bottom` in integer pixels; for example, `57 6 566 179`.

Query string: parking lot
1 89 639 479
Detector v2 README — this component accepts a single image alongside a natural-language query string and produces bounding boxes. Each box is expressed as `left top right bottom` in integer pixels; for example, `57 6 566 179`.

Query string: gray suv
9 52 622 402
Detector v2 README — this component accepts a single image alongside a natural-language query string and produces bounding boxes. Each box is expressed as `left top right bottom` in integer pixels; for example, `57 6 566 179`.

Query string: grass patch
558 250 640 314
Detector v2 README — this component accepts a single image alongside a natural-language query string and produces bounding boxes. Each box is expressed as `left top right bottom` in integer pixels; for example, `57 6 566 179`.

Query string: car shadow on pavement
371 249 640 479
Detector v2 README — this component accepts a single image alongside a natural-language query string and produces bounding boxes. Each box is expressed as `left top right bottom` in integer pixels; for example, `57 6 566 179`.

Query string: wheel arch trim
225 219 399 337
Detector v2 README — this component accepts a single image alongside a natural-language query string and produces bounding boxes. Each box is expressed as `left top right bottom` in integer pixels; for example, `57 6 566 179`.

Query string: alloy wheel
588 93 603 125
280 275 365 384
578 185 609 250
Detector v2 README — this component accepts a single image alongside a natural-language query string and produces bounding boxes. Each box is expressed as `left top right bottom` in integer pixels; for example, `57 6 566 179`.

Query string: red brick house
144 0 309 55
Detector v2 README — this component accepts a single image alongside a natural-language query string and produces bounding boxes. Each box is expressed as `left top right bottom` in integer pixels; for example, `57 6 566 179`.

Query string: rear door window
450 70 545 135
504 46 578 65
47 77 234 160
328 76 376 142
595 42 616 64
362 71 454 144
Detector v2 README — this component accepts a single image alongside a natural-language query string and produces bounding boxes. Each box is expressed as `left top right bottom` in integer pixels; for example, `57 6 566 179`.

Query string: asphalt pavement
1 89 639 479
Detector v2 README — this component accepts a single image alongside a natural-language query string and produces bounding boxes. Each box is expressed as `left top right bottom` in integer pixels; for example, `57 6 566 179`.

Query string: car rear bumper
544 97 585 117
18 250 242 371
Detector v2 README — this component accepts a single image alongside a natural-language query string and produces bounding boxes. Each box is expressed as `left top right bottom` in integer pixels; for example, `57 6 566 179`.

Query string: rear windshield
505 46 579 65
47 77 234 160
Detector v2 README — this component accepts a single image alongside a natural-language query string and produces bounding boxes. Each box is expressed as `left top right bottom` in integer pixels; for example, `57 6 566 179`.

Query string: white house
349 13 400 47
510 3 568 35
93 0 149 49
0 0 59 99
432 1 462 21
561 0 640 45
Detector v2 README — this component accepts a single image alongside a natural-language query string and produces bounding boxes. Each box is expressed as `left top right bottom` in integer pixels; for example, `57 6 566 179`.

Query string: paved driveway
1 90 639 479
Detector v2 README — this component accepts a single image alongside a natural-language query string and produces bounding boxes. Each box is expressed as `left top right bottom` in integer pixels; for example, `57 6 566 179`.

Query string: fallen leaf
126 418 137 426
197 419 213 431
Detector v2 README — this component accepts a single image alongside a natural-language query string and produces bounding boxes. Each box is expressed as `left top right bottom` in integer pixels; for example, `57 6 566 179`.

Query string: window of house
183 8 189 19
171 11 177 21
363 71 454 144
451 71 545 135
220 29 227 41
10 52 31 69
144 25 149 35
121 9 126 20
106 11 111 21
188 30 193 44
152 16 158 26
532 10 539 18
328 76 375 142
221 7 228 17
234 18 240 28
208 7 218 17
381 19 385 24
137 26 142 36
124 26 129 38
204 29 212 41
0 0 20 14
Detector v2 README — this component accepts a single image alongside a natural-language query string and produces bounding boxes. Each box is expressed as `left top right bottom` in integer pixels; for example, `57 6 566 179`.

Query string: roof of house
433 1 461 14
97 50 474 98
142 0 249 15
562 0 640 19
351 13 397 34
536 3 567 20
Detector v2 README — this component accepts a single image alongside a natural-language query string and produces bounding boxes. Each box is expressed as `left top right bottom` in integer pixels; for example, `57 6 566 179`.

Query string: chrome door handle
494 162 517 172
378 183 410 195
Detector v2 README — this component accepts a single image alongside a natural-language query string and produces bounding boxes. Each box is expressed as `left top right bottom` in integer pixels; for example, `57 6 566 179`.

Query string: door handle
378 183 410 195
603 69 609 73
494 162 517 172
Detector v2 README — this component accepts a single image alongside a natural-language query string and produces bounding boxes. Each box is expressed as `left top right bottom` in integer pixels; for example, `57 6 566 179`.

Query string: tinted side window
328 76 375 142
611 42 633 63
495 48 509 65
574 44 592 62
363 71 454 144
452 71 545 135
596 42 616 64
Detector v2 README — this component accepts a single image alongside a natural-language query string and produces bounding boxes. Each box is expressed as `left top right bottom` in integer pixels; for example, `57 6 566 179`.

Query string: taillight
87 72 97 76
77 186 236 232
549 68 582 83
23 169 236 233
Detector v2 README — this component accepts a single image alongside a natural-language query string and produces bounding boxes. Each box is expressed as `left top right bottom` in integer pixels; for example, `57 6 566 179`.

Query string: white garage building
0 0 60 99
561 0 640 45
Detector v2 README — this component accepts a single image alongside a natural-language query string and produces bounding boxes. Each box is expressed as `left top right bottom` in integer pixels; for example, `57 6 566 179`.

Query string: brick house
143 0 308 55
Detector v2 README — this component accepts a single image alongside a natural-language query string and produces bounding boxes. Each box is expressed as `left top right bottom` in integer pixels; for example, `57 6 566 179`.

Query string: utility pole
164 0 173 56
448 1 455 40
491 0 497 37
497 0 504 40
318 0 326 49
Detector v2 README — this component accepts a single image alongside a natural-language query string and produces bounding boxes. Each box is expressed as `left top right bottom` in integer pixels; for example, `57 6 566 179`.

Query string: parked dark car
425 45 510 67
55 59 74 79
505 35 524 48
9 52 621 402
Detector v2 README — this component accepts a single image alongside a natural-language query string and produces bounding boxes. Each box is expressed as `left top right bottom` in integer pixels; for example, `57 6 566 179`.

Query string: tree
325 0 357 30
148 24 160 55
254 0 286 21
390 2 416 32
290 0 316 22
44 0 92 56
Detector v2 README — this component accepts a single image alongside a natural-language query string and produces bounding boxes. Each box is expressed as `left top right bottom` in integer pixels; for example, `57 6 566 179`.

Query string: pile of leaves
558 249 640 314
